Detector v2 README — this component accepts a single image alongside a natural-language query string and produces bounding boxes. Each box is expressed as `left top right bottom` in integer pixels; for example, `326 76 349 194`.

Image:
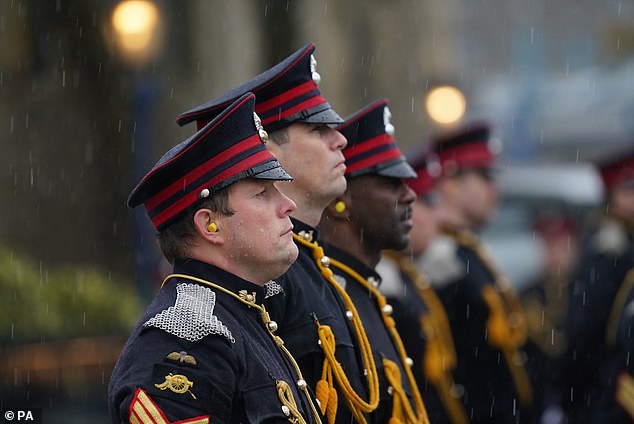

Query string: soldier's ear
193 209 225 245
327 197 351 220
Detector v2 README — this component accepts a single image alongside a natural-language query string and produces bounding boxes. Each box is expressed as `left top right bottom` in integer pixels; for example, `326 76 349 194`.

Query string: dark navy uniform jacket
421 230 532 424
320 243 417 423
264 219 370 423
563 213 634 422
378 254 460 424
108 258 317 424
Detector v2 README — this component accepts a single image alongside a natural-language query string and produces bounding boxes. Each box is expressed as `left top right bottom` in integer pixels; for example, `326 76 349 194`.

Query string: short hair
268 127 290 145
157 187 233 264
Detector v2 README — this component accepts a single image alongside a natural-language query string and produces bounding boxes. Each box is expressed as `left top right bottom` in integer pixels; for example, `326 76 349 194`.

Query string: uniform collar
172 258 267 306
320 242 383 288
291 217 320 243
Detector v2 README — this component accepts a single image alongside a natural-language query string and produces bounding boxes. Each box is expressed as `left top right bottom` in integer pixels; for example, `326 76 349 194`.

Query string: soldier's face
456 168 498 229
219 179 298 284
612 178 634 221
408 197 439 257
347 174 416 252
269 123 348 207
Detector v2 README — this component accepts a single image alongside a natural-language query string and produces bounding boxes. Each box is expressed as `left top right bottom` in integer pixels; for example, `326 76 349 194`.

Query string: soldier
176 44 379 424
108 93 323 423
563 145 634 423
520 212 577 423
601 264 634 423
419 122 533 423
378 146 468 424
318 99 429 423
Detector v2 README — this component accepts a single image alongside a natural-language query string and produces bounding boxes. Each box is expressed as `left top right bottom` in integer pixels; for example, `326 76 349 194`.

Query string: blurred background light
108 0 164 67
425 85 467 125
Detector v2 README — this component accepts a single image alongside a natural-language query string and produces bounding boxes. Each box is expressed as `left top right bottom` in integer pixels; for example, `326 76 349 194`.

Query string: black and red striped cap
128 93 292 231
337 99 416 179
594 145 634 191
430 121 497 175
405 145 440 197
176 43 343 132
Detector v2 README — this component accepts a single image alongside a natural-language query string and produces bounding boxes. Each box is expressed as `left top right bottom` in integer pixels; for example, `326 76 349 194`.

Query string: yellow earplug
334 201 346 213
207 222 218 233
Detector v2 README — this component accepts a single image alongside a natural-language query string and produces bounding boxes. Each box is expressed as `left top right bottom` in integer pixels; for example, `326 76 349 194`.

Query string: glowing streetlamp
107 0 164 67
425 85 467 126
106 0 165 300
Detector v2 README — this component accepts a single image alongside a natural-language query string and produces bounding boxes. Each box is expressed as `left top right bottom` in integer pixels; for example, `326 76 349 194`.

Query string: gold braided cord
616 372 634 420
447 228 528 345
443 228 534 406
327 257 430 424
606 268 634 347
162 274 323 424
293 234 380 423
383 251 468 424
277 380 308 424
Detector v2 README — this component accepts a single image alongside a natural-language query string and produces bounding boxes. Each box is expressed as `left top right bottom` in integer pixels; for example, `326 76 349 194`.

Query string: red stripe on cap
407 170 435 196
135 94 254 195
150 149 272 229
600 155 634 190
437 141 493 171
146 134 264 212
343 134 395 161
260 95 327 126
345 148 402 175
256 80 318 115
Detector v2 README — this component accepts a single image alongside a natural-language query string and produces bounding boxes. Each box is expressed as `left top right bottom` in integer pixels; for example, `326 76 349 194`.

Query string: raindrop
9 115 14 133
25 113 29 129
83 312 86 327
118 119 122 132
411 97 415 113
62 69 66 87
530 27 535 44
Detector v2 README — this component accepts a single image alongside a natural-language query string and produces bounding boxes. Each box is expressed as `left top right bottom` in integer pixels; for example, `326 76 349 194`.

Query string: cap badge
310 54 321 85
253 112 268 144
154 372 197 399
383 106 395 136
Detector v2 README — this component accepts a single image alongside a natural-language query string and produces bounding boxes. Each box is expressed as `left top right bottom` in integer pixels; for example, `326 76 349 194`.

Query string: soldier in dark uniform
378 147 468 424
562 146 634 423
419 123 533 423
601 264 634 423
519 212 577 423
176 44 378 424
108 93 323 423
318 98 429 423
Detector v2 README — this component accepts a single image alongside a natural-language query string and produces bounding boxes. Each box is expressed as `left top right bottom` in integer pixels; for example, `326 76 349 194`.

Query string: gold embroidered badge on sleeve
155 373 197 399
129 388 210 424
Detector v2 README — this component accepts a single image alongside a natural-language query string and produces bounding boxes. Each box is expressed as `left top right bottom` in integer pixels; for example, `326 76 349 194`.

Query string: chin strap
294 233 379 424
327 256 430 424
384 251 468 424
162 274 322 424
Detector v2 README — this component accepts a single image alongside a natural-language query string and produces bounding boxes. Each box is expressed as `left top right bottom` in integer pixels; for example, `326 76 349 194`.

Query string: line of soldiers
107 42 634 423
